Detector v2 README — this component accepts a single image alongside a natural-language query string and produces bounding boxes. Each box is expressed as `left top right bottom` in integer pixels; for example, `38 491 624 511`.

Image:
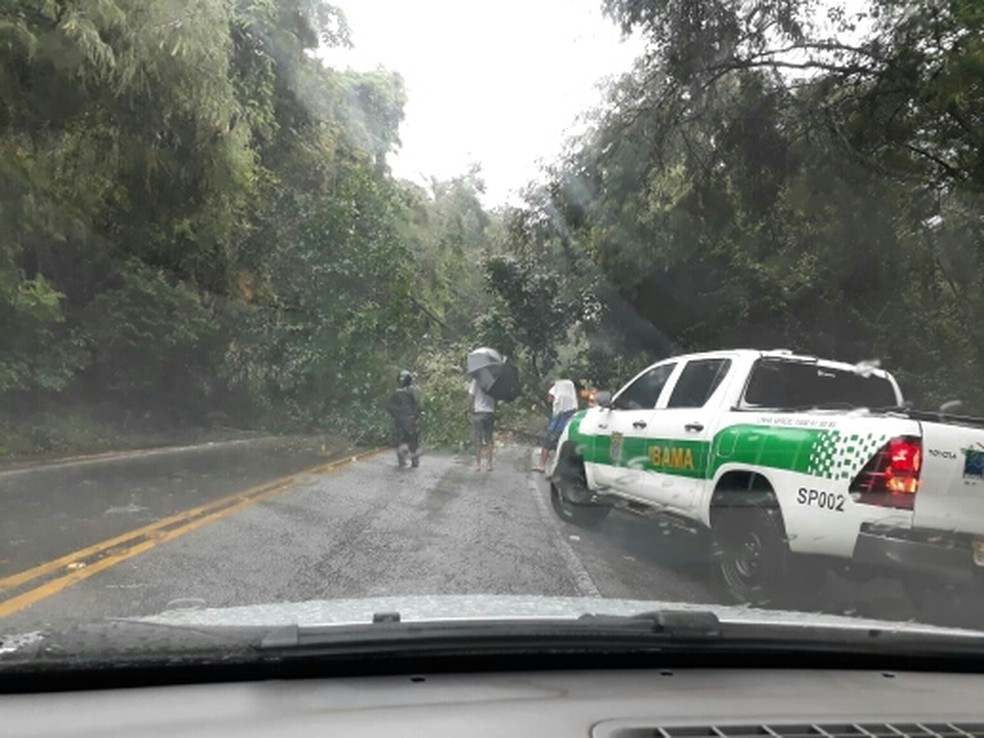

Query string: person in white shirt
534 378 578 472
467 378 496 472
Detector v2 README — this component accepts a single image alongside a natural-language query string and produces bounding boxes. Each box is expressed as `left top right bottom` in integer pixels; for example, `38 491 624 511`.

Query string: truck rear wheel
713 501 788 606
712 491 829 610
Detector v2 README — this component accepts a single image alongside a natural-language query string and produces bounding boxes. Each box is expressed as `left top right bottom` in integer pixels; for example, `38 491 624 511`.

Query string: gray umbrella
467 347 521 401
470 366 499 393
466 347 503 375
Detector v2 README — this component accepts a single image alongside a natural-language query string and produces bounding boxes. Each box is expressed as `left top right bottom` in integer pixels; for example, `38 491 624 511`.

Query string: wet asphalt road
0 443 915 632
0 437 339 580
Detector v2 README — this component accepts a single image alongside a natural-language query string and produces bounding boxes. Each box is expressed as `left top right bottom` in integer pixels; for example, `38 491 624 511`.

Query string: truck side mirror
595 390 613 409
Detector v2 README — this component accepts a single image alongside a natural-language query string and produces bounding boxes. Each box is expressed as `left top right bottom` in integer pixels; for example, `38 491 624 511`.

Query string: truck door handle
685 423 704 432
632 420 647 429
598 424 608 430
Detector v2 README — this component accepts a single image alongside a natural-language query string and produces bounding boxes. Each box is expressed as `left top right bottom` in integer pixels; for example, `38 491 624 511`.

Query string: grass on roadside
0 405 260 465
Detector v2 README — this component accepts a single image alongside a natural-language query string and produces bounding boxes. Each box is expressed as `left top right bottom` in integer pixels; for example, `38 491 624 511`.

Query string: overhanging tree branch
904 143 965 182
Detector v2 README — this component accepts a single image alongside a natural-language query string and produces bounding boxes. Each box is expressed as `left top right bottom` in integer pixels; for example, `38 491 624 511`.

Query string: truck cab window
614 363 676 410
743 359 898 409
667 359 732 408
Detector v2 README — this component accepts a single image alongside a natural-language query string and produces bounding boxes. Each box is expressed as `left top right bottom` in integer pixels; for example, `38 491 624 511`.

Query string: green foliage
80 259 220 410
411 345 474 449
336 68 407 174
397 168 494 337
0 277 85 394
0 0 502 454
224 161 426 429
479 254 583 383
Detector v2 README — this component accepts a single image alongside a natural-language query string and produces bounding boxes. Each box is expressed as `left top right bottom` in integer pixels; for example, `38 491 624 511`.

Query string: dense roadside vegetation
0 0 497 454
511 0 984 411
1 0 981 457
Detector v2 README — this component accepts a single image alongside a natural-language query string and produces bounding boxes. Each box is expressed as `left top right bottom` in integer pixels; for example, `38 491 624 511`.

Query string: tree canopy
498 0 984 411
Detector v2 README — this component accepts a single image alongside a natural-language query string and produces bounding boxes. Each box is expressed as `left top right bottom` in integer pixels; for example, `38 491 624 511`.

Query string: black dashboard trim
4 645 984 695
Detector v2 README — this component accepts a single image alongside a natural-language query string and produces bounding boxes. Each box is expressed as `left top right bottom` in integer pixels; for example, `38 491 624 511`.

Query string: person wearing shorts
467 378 496 471
534 378 578 472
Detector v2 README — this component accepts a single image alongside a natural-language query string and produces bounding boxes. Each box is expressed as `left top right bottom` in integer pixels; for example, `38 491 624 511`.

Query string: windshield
2 0 983 670
743 360 900 409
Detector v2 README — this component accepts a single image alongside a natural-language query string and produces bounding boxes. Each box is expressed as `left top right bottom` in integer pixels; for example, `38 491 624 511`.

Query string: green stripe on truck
566 411 881 481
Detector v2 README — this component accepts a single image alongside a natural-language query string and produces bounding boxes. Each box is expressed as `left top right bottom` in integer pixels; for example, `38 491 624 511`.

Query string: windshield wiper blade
252 613 984 667
258 609 723 651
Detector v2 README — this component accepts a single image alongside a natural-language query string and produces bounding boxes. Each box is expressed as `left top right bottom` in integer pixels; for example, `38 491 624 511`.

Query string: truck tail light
849 436 922 510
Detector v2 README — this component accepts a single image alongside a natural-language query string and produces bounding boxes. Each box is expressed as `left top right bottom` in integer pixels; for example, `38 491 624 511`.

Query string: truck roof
666 349 894 382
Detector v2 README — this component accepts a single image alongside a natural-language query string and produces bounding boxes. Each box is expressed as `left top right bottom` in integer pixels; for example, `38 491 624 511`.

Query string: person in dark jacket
386 370 422 468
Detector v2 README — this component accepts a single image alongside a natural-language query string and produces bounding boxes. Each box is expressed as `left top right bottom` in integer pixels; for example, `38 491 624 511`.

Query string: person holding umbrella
467 374 496 472
465 347 521 472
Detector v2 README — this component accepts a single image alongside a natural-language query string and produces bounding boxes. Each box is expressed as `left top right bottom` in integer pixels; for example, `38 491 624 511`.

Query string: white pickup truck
548 349 984 612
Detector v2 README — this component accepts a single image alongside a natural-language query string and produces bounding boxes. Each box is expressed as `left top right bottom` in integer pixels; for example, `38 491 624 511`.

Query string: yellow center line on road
2 478 283 592
0 448 384 618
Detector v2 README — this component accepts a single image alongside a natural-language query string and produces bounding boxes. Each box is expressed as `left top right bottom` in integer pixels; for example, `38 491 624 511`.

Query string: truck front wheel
549 442 610 528
550 478 610 528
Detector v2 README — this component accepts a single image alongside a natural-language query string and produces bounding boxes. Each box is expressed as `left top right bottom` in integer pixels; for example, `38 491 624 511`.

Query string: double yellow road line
0 448 383 618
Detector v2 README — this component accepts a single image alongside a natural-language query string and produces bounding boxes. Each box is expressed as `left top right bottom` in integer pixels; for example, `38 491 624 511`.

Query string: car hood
5 595 984 667
130 594 981 636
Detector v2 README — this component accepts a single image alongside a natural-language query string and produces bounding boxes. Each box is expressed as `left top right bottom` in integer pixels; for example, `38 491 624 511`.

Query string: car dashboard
5 668 984 738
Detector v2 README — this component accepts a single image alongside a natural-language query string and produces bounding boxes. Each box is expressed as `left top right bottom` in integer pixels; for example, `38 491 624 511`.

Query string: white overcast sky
319 1 645 205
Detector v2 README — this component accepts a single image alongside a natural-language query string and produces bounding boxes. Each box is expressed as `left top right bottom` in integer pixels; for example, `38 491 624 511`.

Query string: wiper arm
261 610 406 648
576 609 721 637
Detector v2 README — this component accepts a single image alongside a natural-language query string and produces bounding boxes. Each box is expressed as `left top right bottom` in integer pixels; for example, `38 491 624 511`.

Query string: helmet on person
397 370 413 387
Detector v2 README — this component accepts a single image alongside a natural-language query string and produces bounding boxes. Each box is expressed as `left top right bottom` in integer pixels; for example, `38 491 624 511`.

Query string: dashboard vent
604 725 984 738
